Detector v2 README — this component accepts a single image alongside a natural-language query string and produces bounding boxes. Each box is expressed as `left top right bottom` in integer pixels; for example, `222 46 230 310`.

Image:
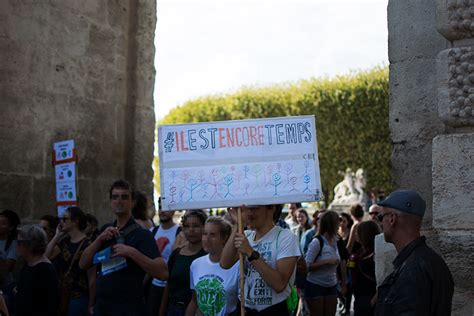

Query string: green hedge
155 66 391 202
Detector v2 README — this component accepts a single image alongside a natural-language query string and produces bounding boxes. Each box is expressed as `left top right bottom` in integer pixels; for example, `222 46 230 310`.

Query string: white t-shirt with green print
190 254 240 316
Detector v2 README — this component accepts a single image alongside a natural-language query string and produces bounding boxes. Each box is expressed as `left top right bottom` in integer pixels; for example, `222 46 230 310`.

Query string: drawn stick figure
253 165 262 191
223 175 235 198
272 173 282 196
209 169 223 200
169 186 177 203
289 176 299 193
186 179 200 202
243 165 250 179
303 174 311 193
285 163 293 188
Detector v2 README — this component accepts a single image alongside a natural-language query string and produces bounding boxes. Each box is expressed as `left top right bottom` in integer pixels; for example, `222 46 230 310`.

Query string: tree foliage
154 67 391 202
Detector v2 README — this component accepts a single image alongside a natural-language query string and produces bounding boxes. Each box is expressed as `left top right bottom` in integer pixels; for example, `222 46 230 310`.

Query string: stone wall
0 0 157 225
388 0 474 314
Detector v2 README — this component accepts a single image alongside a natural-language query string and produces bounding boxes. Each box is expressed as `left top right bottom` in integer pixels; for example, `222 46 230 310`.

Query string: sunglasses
377 212 395 222
60 216 71 222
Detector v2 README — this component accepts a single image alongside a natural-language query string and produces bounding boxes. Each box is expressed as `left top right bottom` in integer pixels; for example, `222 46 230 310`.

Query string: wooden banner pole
238 207 245 316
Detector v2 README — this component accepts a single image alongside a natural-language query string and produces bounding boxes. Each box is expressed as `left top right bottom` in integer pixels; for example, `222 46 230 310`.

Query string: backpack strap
120 223 141 239
315 235 324 259
152 225 160 236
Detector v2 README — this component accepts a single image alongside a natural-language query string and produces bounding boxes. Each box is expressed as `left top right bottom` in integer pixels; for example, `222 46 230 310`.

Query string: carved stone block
437 47 474 126
437 0 474 41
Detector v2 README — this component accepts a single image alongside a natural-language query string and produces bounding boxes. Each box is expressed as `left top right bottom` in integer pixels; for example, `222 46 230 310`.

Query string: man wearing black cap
374 190 454 316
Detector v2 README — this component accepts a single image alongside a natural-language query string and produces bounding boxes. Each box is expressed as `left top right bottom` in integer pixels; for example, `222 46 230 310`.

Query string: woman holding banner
220 205 300 316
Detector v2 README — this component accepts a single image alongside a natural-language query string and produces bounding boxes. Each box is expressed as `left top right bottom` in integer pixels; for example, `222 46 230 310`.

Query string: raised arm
44 225 64 258
346 222 359 253
220 224 240 269
79 226 118 270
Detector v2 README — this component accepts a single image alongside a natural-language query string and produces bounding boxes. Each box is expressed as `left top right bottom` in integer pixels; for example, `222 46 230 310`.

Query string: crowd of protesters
0 180 454 316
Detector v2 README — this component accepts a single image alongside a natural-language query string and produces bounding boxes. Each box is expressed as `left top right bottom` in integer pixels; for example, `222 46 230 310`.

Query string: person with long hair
301 210 321 254
291 208 311 242
185 217 239 316
160 210 207 316
0 210 20 313
45 207 95 316
305 210 341 316
132 191 154 229
352 221 380 316
346 204 364 254
16 225 59 316
338 212 353 246
338 212 353 315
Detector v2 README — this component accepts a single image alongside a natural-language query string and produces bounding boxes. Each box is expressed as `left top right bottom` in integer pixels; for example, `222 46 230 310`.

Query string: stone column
434 1 474 314
388 0 473 314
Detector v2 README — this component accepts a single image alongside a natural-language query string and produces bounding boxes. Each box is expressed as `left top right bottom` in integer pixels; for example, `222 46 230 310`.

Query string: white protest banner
158 116 321 210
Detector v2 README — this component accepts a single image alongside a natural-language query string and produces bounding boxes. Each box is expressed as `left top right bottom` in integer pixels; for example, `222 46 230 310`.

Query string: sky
153 0 388 121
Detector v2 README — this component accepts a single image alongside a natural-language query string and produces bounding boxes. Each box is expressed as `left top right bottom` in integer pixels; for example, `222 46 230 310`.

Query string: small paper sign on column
53 139 78 217
158 115 322 211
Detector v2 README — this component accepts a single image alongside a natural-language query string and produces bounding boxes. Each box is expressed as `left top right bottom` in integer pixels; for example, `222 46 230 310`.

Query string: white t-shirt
305 235 340 287
151 224 180 287
244 226 300 311
190 254 240 316
374 233 397 287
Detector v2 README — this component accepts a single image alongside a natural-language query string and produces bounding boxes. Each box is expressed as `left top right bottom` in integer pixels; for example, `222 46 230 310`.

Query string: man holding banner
220 204 300 315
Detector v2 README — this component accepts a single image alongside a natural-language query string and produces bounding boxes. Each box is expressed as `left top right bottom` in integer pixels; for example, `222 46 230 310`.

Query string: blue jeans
68 296 89 316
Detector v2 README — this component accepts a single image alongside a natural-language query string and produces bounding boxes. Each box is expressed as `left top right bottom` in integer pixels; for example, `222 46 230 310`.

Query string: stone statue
329 168 368 211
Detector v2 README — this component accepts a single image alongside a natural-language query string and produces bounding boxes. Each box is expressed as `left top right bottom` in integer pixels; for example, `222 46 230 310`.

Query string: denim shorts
304 280 338 299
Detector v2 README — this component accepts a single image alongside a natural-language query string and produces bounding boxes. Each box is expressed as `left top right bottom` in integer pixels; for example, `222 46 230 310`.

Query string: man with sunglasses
79 179 168 316
374 190 453 316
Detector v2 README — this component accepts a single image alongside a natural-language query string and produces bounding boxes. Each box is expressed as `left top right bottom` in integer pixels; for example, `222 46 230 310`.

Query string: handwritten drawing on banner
158 116 322 210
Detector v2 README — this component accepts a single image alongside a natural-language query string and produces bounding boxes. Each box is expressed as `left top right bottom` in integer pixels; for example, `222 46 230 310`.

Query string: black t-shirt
95 218 160 307
167 248 207 307
353 252 376 297
337 238 349 261
16 262 59 316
